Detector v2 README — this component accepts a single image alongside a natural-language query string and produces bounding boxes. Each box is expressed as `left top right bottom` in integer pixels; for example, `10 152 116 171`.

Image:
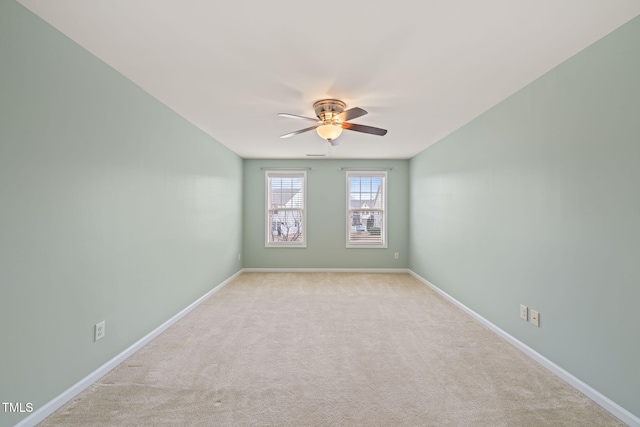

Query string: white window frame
265 170 307 248
346 171 387 248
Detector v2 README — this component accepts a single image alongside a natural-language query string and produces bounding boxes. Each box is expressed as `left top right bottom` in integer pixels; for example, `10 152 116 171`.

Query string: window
266 171 306 247
346 171 387 248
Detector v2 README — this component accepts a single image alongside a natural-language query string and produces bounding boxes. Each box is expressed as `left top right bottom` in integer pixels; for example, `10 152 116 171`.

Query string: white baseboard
15 270 243 427
408 270 640 427
242 268 410 273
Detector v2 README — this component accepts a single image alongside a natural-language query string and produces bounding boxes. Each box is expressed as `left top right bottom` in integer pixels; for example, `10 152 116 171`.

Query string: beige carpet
40 273 624 426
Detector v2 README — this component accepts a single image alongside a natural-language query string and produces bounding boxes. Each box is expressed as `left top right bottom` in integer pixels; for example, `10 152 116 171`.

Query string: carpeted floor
40 273 624 426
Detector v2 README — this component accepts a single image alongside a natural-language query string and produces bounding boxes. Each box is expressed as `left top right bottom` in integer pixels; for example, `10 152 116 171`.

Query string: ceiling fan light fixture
316 124 343 141
279 99 386 143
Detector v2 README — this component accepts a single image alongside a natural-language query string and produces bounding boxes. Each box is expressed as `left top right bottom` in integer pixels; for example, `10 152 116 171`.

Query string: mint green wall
243 159 409 268
410 16 640 418
3 0 638 423
0 2 242 426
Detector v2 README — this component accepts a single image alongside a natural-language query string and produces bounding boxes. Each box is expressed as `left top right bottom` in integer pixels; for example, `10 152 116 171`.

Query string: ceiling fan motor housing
313 99 346 123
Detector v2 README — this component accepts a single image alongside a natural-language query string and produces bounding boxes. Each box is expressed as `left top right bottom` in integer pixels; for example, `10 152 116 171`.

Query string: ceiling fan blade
278 113 320 122
342 122 387 136
336 107 367 122
280 125 319 139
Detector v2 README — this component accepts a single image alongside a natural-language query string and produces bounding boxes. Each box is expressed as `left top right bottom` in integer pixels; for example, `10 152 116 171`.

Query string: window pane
269 210 303 243
348 211 383 244
362 178 371 193
270 177 303 209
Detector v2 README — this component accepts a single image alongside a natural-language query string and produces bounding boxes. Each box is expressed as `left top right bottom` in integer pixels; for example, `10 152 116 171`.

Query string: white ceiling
18 1 640 159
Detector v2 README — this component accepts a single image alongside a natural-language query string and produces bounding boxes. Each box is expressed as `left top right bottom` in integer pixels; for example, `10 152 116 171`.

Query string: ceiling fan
278 99 387 146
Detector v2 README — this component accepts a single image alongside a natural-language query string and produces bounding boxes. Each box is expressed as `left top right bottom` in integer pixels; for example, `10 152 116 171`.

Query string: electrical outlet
530 309 540 327
520 304 528 321
95 321 105 341
394 252 399 259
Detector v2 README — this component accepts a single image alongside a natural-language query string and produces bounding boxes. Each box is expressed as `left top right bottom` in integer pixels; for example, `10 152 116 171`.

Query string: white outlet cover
520 304 528 321
95 320 106 341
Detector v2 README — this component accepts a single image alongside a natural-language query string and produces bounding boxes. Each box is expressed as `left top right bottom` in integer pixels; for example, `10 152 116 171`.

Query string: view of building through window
266 171 306 246
347 172 387 247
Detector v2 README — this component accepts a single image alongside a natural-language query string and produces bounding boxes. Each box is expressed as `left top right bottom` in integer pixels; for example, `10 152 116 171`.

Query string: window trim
265 170 307 248
346 170 388 249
